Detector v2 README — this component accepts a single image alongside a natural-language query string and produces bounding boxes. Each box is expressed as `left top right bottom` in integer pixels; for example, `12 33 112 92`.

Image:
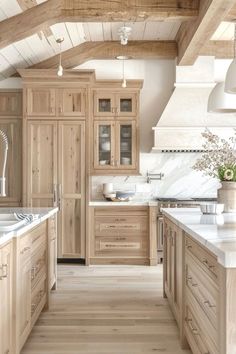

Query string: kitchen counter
0 207 58 246
89 200 159 206
162 207 236 268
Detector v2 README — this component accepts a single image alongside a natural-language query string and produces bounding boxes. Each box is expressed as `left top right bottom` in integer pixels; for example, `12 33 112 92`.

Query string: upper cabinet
26 88 86 118
0 91 22 116
94 91 137 118
59 88 86 117
27 88 56 116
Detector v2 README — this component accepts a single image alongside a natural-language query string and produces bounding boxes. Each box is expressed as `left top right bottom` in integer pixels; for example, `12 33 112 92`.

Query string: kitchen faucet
0 130 8 196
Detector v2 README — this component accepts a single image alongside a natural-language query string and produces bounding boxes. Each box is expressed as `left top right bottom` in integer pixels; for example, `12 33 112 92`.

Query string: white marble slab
89 200 158 206
0 207 58 246
162 208 236 268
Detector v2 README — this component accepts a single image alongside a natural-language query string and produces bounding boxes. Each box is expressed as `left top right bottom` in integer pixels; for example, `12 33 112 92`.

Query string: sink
0 214 26 231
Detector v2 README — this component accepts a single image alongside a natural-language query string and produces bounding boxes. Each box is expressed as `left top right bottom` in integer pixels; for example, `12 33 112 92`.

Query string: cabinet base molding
89 257 150 265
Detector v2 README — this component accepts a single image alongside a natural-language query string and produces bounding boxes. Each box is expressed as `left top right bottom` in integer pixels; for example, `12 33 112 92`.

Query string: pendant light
225 23 236 93
56 37 64 77
207 82 236 113
116 55 131 88
118 26 132 45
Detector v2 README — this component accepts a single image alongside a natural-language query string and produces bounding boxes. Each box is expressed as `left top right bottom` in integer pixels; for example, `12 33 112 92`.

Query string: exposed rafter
176 0 235 65
28 41 177 70
0 0 198 51
200 40 234 58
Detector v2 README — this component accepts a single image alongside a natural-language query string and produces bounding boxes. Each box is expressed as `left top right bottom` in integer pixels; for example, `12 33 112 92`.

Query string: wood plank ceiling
0 0 235 79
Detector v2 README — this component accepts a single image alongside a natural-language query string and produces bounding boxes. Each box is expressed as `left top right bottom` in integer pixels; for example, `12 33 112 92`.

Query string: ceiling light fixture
207 82 236 113
56 37 64 77
118 26 132 46
116 55 130 88
225 22 236 93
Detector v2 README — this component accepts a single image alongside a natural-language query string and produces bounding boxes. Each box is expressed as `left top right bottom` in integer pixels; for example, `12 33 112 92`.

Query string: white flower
224 169 234 181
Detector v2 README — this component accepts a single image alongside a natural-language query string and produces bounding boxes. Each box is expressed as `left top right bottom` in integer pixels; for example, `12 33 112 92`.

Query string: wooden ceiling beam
61 0 199 22
28 41 178 70
0 0 198 51
176 0 235 65
200 40 234 58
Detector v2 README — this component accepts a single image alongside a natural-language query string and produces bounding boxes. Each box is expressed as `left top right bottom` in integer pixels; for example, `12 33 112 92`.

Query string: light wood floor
22 265 191 354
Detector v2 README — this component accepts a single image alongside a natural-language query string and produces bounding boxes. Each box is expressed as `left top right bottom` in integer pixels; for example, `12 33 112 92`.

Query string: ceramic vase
217 181 236 212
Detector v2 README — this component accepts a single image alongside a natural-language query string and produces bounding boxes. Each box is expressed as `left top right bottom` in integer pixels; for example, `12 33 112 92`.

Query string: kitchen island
0 207 58 354
162 208 236 354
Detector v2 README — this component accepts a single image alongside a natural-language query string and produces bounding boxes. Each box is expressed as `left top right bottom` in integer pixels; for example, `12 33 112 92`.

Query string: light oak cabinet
94 91 137 117
59 88 86 117
0 241 13 354
48 215 57 290
26 87 86 118
0 90 22 207
27 120 85 259
94 120 137 171
163 219 183 327
89 207 150 265
91 86 141 175
0 91 22 116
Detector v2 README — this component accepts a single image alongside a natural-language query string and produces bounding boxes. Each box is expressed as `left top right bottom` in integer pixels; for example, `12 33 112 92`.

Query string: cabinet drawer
95 216 148 236
95 207 148 217
31 243 47 289
31 222 47 253
94 236 148 257
31 276 47 322
185 303 217 354
185 235 219 284
186 253 218 330
48 215 56 241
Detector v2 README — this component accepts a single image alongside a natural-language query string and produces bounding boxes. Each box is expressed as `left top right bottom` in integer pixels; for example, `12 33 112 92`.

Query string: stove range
156 197 217 202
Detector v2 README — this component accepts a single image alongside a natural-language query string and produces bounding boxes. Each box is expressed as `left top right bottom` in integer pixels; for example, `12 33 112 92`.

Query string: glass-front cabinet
94 120 137 171
94 91 137 118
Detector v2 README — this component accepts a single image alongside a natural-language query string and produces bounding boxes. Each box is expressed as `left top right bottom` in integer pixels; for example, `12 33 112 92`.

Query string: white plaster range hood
152 57 236 152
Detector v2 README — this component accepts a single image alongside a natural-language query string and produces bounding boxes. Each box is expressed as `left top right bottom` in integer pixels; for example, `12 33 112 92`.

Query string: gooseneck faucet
0 130 8 196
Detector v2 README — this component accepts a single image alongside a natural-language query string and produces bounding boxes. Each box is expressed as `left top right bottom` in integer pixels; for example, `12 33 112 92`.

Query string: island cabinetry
0 90 22 207
163 218 184 327
48 214 57 290
0 240 13 354
26 87 86 117
89 207 150 265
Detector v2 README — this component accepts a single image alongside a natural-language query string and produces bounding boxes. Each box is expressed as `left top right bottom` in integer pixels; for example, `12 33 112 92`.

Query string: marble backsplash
91 153 220 200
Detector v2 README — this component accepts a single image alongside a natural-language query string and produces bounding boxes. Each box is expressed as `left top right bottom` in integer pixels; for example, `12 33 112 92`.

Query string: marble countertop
89 200 158 206
162 208 236 268
0 207 58 246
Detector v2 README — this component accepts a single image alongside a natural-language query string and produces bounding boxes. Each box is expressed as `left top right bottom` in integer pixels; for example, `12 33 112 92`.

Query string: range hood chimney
152 57 236 152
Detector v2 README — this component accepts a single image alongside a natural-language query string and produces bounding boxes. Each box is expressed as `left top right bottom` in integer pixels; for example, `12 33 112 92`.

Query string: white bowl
99 160 108 165
200 203 224 214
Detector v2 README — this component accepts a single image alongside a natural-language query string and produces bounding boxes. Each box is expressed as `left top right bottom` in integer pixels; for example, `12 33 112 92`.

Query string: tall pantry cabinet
20 70 91 260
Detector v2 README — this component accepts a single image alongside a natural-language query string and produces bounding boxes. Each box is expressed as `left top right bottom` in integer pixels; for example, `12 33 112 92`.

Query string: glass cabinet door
94 122 115 168
117 93 137 117
94 92 116 117
117 121 136 169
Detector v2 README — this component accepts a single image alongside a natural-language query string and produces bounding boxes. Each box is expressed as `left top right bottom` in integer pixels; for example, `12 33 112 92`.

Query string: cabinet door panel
0 91 22 116
27 121 57 207
19 259 31 349
94 92 116 117
27 88 56 116
116 93 137 117
0 119 22 205
0 242 12 354
117 121 137 169
58 121 85 258
59 88 85 116
94 121 116 169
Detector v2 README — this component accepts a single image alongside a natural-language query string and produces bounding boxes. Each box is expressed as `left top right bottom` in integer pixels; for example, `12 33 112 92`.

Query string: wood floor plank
21 265 191 354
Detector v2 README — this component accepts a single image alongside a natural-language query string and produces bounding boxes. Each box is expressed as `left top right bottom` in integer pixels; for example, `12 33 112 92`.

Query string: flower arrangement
192 130 236 181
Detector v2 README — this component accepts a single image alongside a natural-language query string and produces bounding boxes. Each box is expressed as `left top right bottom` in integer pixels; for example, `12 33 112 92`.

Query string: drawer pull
187 318 199 335
187 276 198 287
115 218 127 222
204 300 216 308
1 264 8 278
187 244 192 249
115 237 126 241
21 246 31 254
